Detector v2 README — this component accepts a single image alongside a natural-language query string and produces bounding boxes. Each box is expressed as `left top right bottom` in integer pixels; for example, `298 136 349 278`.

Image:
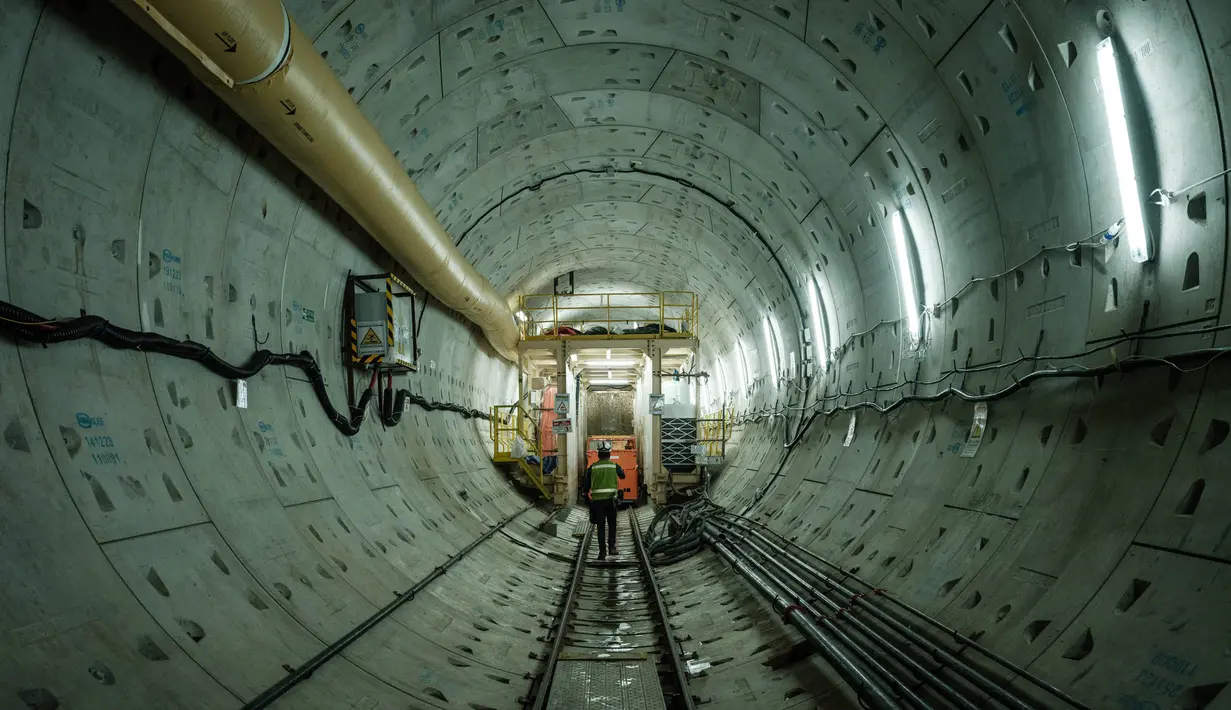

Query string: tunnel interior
2 0 1230 708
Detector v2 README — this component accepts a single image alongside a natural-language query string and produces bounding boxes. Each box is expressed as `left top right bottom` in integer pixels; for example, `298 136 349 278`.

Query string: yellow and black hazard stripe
349 317 358 362
362 354 381 364
385 276 395 349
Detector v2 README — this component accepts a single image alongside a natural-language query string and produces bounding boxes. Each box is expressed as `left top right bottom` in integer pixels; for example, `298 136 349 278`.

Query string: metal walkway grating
571 511 590 538
546 656 667 710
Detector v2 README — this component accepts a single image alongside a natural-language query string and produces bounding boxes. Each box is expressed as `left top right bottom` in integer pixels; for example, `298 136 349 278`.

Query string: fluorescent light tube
768 314 784 377
762 317 779 386
1097 37 1152 263
891 211 921 346
808 279 828 370
736 341 750 391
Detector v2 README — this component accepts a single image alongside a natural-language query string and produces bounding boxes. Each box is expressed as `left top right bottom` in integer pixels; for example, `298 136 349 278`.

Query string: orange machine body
585 436 639 505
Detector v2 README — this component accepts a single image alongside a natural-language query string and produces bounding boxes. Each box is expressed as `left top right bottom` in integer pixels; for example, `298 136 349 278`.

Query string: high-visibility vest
589 461 619 500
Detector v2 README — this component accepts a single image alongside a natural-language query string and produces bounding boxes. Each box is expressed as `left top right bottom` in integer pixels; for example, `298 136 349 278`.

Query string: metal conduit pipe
706 519 980 710
719 512 1088 709
706 534 902 710
720 516 1041 710
110 0 520 360
706 525 933 709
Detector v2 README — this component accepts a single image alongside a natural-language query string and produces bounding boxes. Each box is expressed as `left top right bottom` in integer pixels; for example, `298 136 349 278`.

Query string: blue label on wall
76 412 105 428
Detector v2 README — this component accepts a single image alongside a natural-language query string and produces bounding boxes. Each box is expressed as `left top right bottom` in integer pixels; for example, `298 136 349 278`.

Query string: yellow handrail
698 407 734 458
518 291 699 340
490 403 550 499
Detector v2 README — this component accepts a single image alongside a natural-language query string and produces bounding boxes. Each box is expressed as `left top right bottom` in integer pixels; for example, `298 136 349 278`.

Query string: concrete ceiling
2 0 1230 709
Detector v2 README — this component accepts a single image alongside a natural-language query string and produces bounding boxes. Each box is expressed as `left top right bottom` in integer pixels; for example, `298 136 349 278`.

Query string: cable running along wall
0 300 489 436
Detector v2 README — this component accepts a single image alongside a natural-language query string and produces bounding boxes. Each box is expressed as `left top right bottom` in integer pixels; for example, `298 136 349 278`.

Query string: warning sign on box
357 321 386 356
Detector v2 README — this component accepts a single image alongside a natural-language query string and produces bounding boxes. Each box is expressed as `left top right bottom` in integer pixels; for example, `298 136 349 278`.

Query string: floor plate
546 657 667 710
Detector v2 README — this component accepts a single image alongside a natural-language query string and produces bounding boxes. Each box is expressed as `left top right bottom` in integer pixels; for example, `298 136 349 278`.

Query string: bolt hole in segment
536 509 691 710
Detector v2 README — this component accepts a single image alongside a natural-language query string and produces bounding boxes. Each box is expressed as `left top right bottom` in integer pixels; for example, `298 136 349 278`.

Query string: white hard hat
596 440 612 453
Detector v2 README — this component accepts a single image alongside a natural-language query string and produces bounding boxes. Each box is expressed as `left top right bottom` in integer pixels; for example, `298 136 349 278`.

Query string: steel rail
529 524 593 709
632 510 697 710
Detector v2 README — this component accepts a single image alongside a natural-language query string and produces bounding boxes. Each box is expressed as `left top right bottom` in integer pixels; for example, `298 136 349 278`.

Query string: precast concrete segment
243 503 537 708
4 1 1231 709
0 4 535 709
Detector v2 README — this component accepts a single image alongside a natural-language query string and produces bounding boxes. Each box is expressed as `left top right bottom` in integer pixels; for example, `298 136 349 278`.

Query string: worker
583 439 626 560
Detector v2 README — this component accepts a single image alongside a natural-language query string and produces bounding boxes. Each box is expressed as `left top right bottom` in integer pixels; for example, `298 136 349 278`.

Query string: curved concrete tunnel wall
2 0 1230 708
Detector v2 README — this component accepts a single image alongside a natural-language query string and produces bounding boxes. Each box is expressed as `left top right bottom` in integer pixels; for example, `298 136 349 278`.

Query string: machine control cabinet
347 272 418 371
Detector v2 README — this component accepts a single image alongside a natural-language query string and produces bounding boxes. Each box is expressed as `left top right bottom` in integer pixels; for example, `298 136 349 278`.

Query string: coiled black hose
0 300 490 435
645 496 722 565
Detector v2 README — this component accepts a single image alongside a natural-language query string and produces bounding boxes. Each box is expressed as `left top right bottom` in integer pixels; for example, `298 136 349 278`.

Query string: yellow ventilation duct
112 0 520 360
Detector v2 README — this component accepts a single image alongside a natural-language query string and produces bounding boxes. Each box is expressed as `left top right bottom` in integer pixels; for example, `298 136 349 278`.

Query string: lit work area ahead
1 0 1229 709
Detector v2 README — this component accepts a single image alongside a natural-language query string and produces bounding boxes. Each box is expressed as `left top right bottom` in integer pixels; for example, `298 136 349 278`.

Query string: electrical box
347 273 418 371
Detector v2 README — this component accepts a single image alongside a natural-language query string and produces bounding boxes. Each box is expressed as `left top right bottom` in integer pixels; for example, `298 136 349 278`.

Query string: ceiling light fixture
590 379 629 386
890 210 921 347
1097 37 1152 263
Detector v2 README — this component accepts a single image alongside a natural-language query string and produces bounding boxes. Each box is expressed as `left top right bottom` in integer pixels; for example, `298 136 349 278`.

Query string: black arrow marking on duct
214 32 238 53
280 100 297 116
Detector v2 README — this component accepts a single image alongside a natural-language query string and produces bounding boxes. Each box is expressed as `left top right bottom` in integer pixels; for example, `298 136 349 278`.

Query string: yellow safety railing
489 403 551 499
519 291 699 340
698 407 734 459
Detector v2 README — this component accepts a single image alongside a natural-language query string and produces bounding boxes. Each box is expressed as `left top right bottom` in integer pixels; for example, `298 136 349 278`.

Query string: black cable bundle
0 300 492 435
645 496 722 566
401 390 490 420
381 385 410 427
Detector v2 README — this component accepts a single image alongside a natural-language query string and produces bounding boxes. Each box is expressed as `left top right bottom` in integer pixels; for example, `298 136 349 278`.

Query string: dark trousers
591 497 617 553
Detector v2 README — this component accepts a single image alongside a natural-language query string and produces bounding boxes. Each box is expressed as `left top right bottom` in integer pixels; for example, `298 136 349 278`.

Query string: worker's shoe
597 549 607 561
609 545 619 556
